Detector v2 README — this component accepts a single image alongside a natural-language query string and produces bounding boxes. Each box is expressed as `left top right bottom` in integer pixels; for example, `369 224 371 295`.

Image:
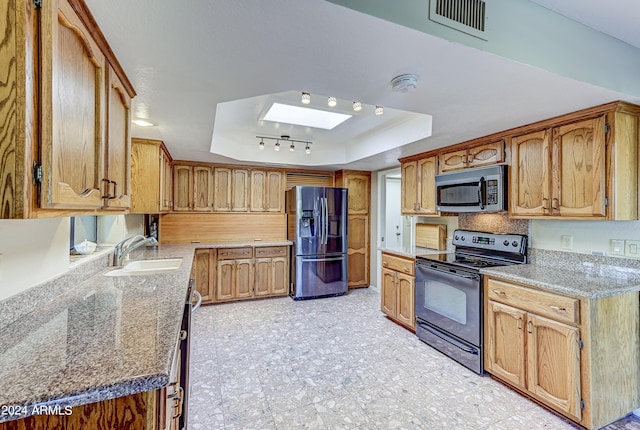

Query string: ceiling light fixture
375 105 384 115
256 135 312 155
328 96 337 107
132 118 156 127
352 101 362 112
301 92 311 104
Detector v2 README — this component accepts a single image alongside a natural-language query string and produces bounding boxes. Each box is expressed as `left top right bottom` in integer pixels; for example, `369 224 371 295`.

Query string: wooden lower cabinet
484 277 640 429
0 391 160 430
194 246 289 303
380 252 415 330
347 215 369 288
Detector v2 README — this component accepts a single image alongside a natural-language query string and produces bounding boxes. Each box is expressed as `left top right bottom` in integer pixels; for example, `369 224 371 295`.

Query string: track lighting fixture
301 92 311 104
375 105 384 115
256 135 312 155
353 101 362 112
328 96 337 107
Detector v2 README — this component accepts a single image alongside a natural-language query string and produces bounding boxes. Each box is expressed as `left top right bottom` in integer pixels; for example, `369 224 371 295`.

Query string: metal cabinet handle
552 198 559 210
403 267 411 273
492 289 506 296
170 386 184 419
382 261 389 267
549 305 566 312
111 180 118 199
192 290 202 313
102 179 113 199
517 317 522 330
527 320 533 333
542 198 549 210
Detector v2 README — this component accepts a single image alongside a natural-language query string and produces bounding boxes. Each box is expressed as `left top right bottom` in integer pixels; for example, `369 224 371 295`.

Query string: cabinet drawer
486 278 579 325
217 247 253 260
254 246 288 258
381 253 415 276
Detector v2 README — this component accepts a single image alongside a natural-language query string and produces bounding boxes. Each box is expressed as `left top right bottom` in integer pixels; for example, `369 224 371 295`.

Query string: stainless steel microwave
435 164 507 213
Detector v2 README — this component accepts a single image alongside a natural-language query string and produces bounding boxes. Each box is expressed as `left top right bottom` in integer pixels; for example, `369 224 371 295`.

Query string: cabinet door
401 161 418 215
438 148 468 173
213 167 232 211
552 116 606 217
485 300 526 388
216 260 235 301
510 130 551 216
254 258 271 297
231 169 250 211
173 165 193 211
417 156 438 215
130 141 160 213
381 268 396 317
347 215 369 288
250 170 266 212
467 141 504 169
193 166 213 212
395 272 415 329
344 173 370 214
271 256 288 295
235 259 254 298
160 148 173 212
265 170 284 212
194 249 215 303
104 65 131 209
527 313 582 421
40 0 106 209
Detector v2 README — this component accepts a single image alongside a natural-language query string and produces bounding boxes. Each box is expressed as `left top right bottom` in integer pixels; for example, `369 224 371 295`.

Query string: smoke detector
391 74 418 93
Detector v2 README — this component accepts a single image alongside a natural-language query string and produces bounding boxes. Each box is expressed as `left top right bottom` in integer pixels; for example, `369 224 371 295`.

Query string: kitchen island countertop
0 241 291 423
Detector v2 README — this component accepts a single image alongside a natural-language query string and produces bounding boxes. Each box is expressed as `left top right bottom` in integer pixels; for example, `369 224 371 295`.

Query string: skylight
263 102 352 130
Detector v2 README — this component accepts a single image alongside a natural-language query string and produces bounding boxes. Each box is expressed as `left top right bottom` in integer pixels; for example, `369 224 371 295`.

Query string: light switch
610 239 625 256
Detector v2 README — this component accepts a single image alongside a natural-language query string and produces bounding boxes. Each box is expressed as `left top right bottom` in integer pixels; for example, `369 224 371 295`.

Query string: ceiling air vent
429 0 488 40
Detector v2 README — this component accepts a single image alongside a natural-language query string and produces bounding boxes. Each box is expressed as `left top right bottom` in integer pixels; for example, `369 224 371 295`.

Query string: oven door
415 262 481 346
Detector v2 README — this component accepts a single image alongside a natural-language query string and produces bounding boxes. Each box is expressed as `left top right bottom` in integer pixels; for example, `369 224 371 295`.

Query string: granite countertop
481 264 640 299
379 245 447 259
0 240 292 423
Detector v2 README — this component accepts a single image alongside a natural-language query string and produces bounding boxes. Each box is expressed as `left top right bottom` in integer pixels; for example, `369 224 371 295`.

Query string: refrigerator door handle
301 256 345 262
323 197 328 245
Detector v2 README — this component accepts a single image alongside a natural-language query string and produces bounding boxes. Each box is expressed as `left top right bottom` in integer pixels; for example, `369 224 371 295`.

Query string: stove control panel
452 229 527 254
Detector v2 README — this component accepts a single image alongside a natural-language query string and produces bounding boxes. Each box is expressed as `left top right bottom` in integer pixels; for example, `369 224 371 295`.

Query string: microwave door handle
477 177 485 210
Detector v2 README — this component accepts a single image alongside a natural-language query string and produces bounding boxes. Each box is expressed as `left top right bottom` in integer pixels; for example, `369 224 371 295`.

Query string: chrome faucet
113 235 158 266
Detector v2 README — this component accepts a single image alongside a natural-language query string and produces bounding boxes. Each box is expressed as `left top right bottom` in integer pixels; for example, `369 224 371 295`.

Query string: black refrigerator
286 186 348 299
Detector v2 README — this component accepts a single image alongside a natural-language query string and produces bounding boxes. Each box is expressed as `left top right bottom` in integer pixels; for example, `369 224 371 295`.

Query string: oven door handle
417 321 479 355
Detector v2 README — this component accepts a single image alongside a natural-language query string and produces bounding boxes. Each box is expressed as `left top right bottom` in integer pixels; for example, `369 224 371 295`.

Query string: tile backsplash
458 213 529 235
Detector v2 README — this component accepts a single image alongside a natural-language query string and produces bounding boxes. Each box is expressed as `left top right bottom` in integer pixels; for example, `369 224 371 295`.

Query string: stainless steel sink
105 258 183 277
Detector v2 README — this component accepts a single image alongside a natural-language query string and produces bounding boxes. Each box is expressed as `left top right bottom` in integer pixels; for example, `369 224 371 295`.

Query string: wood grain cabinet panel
250 170 284 212
130 138 172 214
438 148 467 173
40 0 107 209
510 129 551 216
173 164 213 212
467 141 505 169
193 248 215 304
213 167 232 211
485 276 640 429
401 157 438 216
336 170 371 288
380 253 415 330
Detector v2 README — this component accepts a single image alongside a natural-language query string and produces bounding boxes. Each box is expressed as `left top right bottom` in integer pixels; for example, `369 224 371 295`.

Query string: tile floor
187 288 640 430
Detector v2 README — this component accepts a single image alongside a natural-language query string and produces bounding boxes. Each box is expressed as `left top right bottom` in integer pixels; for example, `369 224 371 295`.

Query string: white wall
530 219 640 256
0 218 70 301
384 178 403 249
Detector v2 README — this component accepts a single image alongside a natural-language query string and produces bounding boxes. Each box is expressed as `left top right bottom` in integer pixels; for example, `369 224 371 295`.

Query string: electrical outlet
625 240 640 258
610 239 625 256
561 235 573 250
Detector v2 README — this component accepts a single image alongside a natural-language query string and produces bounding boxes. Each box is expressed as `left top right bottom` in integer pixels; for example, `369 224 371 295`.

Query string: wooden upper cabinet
173 164 193 212
104 65 131 209
343 173 370 214
40 0 107 209
438 148 467 173
130 139 161 213
510 129 551 216
160 147 173 212
250 170 283 212
401 161 418 214
438 141 504 173
193 166 214 211
401 157 437 216
552 117 606 217
213 167 253 212
213 167 232 211
511 116 608 219
231 169 249 211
